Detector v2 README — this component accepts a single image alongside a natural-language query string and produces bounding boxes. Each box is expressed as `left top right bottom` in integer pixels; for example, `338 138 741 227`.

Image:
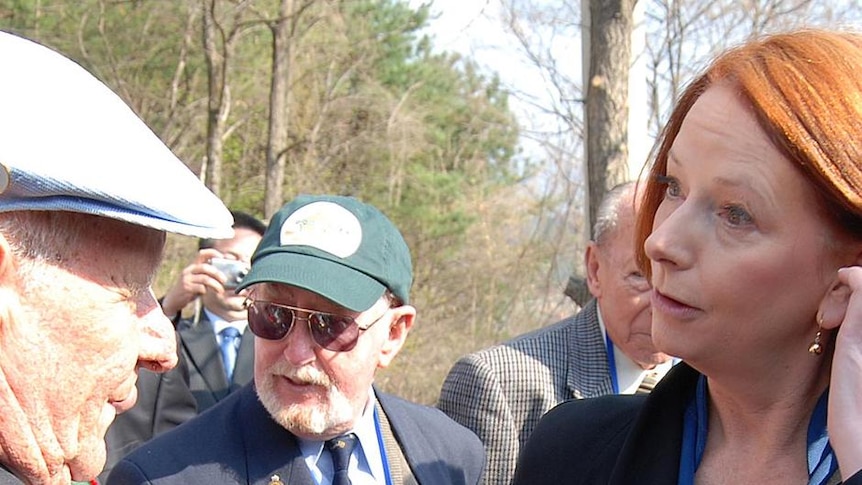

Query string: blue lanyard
678 376 837 485
605 333 619 393
373 405 394 485
807 391 837 485
677 376 708 485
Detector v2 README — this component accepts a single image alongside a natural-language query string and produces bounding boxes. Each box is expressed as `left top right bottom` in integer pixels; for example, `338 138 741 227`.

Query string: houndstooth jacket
437 299 612 485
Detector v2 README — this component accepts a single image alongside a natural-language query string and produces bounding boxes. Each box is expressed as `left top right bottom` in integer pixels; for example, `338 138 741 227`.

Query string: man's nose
136 306 178 373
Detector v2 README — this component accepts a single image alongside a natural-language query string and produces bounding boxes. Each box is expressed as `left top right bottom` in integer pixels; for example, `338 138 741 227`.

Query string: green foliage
3 0 566 406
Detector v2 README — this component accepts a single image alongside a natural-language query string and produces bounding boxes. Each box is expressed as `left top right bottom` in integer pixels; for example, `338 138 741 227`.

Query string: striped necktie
219 326 241 382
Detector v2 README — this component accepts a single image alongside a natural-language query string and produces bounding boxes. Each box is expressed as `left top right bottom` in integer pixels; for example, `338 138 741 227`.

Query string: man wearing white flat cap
0 31 233 484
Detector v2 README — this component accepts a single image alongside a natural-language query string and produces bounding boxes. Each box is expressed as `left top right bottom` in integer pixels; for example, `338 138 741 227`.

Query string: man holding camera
162 210 267 411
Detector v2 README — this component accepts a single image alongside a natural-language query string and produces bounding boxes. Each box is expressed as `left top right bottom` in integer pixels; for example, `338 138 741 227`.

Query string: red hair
636 29 862 276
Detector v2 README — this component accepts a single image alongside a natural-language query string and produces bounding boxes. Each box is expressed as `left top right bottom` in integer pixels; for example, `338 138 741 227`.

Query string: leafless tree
201 0 253 196
481 0 862 284
584 0 636 235
264 0 296 218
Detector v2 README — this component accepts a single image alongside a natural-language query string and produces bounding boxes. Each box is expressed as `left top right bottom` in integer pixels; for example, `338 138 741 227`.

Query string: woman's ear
818 278 852 331
821 250 862 329
377 305 415 369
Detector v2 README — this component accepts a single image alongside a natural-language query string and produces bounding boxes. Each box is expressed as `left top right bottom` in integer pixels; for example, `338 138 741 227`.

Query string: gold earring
809 314 823 355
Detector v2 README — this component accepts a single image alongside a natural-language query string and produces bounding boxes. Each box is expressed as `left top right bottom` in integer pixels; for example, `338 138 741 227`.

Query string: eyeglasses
245 299 390 352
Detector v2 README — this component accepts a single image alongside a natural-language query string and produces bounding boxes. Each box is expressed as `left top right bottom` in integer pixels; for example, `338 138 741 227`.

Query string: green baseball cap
237 194 413 312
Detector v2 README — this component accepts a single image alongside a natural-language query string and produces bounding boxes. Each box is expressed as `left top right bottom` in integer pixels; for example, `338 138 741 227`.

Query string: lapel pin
268 474 284 485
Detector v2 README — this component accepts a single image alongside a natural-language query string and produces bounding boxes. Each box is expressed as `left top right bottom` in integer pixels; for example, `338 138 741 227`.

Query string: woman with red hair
515 29 862 485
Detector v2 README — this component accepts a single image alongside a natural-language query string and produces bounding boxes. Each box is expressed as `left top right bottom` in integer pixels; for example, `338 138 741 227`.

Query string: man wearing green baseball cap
109 195 486 485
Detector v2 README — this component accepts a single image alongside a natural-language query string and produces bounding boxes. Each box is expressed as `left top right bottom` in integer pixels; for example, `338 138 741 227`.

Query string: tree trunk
585 0 635 237
202 0 228 197
265 0 294 219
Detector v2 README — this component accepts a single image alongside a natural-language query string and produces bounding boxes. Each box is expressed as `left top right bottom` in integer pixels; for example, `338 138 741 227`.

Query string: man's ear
0 233 17 285
585 241 602 299
377 305 415 369
0 233 19 331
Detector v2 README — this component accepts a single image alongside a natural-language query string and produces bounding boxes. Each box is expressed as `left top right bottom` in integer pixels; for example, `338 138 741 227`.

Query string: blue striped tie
219 327 241 381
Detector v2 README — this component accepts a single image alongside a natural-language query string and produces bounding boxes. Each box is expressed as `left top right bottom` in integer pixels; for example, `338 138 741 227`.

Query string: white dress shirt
204 308 248 341
300 387 388 485
597 307 673 394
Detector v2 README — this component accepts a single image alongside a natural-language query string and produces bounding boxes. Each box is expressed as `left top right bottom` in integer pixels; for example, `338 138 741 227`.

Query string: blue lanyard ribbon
677 376 708 485
678 376 837 485
605 333 619 393
373 405 394 485
808 391 837 485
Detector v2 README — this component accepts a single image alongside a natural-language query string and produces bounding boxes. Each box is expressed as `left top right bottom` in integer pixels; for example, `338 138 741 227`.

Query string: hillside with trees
4 0 861 404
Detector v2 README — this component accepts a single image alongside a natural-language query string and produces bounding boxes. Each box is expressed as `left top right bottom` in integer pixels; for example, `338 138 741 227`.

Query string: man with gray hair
437 181 673 485
0 31 232 484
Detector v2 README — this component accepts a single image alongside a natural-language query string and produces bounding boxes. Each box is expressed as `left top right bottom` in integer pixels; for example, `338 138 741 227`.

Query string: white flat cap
0 31 233 239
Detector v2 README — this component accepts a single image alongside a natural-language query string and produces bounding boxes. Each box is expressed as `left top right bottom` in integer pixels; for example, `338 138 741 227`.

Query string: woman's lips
651 289 702 321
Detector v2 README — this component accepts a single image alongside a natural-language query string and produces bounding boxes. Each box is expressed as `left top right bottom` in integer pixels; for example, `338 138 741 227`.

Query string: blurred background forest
3 0 862 405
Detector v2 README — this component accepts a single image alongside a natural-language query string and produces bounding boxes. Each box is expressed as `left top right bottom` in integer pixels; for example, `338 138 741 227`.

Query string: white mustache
275 363 331 387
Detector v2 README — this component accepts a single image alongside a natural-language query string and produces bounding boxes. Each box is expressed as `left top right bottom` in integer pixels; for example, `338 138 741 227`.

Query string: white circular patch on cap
279 201 362 257
0 163 9 194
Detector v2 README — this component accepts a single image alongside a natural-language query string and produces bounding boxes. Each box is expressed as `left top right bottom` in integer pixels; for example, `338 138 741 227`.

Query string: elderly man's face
252 283 414 441
587 207 670 369
1 216 175 483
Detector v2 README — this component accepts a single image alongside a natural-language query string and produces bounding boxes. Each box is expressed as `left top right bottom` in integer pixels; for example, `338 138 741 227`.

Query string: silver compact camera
210 258 249 290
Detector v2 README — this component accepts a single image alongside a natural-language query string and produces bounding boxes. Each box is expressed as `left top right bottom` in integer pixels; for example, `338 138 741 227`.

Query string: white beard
256 362 355 436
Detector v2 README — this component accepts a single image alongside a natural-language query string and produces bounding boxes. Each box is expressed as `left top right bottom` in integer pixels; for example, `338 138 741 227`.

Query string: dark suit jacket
99 333 198 482
512 363 862 485
177 311 254 411
438 299 610 485
0 466 20 484
107 383 485 485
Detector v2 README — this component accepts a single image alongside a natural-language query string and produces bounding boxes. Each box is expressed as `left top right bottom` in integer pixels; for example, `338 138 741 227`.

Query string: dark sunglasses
245 299 390 352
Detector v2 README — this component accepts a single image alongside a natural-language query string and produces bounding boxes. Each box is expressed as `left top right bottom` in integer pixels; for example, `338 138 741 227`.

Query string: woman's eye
656 174 682 198
722 205 753 226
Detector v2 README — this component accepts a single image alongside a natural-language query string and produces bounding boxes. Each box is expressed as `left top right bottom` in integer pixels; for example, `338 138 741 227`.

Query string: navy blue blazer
107 383 485 485
512 362 862 485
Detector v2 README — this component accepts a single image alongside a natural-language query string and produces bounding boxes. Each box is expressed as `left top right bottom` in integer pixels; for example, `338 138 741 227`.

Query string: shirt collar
597 305 672 394
298 387 385 483
204 308 247 335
